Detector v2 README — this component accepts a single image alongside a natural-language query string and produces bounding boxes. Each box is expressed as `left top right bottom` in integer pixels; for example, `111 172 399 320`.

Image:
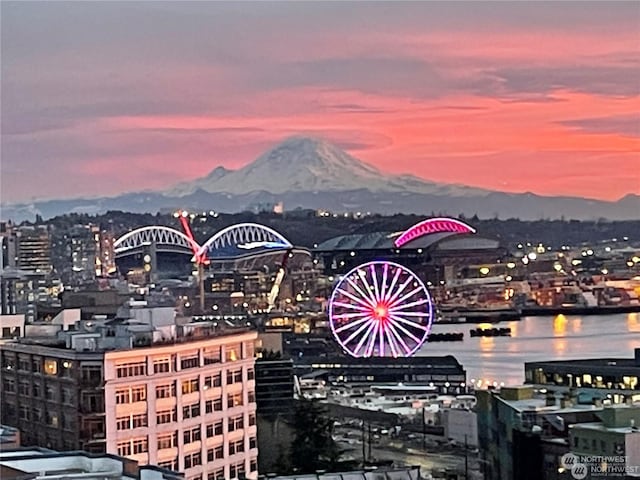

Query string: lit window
44 359 58 375
182 378 199 394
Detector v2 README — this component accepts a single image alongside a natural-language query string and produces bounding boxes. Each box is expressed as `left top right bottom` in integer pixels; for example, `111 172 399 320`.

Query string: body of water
418 312 640 386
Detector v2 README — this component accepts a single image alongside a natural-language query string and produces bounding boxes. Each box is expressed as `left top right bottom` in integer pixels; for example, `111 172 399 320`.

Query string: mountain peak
166 135 489 197
249 135 381 178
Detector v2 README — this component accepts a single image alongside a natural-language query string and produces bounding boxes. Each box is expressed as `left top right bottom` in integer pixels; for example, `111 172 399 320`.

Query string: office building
255 356 294 419
568 405 640 479
15 226 52 273
294 355 467 393
476 385 603 480
525 348 640 404
0 315 259 480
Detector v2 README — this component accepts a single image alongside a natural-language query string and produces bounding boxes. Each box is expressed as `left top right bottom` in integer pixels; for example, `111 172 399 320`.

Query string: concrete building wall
442 408 478 447
104 331 258 480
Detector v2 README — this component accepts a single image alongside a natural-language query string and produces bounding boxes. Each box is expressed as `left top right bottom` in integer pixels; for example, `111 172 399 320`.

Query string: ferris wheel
328 261 434 358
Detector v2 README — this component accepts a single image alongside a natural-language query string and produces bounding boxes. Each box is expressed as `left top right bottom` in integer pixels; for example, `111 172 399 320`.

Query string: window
131 386 146 402
156 383 176 399
44 359 58 376
183 426 201 444
204 373 222 389
183 402 200 419
117 417 130 430
62 415 75 431
117 414 148 430
230 462 245 479
227 392 243 408
184 451 202 469
18 380 30 395
208 469 225 480
206 420 223 438
207 445 224 462
19 405 30 420
247 368 255 380
249 437 257 449
182 378 199 394
205 397 222 413
116 389 129 404
32 407 43 422
60 361 73 377
118 441 132 456
33 383 41 398
228 415 243 432
248 390 255 403
116 361 146 378
226 343 241 362
158 458 178 471
46 411 58 427
250 459 257 472
245 341 254 358
153 357 171 374
3 378 15 393
157 409 176 425
80 366 102 385
203 347 221 365
32 358 42 373
45 384 56 401
157 432 178 450
181 354 200 370
18 357 30 372
226 369 242 385
81 392 104 413
132 437 148 454
229 439 244 455
249 413 256 426
132 413 147 428
62 387 73 405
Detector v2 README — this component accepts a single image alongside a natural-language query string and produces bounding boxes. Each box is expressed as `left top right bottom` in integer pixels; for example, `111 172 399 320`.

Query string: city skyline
2 1 639 204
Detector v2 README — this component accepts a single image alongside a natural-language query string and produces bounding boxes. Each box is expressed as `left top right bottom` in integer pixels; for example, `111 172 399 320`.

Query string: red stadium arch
394 217 476 248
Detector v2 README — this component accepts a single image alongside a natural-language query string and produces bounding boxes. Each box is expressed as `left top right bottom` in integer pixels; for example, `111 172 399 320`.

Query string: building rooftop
525 348 640 370
0 449 182 480
4 315 252 354
571 422 640 434
266 465 420 479
315 231 498 252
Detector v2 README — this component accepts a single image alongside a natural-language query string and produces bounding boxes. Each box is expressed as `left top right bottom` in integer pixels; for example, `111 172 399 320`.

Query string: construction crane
266 249 292 313
174 210 209 313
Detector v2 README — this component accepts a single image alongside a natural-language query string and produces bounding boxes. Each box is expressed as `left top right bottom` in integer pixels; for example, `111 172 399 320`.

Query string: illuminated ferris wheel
328 261 434 358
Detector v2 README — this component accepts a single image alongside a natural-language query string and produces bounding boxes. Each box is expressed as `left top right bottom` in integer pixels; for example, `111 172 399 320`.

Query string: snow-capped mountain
2 136 639 222
168 136 488 197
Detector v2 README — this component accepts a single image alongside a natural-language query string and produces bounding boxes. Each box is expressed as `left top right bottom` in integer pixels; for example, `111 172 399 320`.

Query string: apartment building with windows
0 316 258 480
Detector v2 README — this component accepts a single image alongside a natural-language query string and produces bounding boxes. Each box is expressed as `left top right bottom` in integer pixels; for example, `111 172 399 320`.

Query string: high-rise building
95 227 116 277
0 318 259 480
15 226 52 273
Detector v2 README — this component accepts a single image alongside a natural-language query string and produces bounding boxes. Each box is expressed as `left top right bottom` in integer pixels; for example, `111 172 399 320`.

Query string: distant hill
2 136 638 222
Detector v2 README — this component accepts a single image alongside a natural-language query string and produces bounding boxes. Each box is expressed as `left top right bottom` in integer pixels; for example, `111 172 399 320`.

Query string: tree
289 398 340 473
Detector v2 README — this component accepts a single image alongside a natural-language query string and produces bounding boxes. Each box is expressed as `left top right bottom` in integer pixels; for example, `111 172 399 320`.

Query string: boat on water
469 327 511 337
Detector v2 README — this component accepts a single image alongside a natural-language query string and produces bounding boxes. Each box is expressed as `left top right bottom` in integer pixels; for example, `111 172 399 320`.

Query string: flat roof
498 395 603 414
571 422 640 434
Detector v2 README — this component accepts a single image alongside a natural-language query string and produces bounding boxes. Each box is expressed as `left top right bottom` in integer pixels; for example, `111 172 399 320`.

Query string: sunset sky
2 1 639 204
